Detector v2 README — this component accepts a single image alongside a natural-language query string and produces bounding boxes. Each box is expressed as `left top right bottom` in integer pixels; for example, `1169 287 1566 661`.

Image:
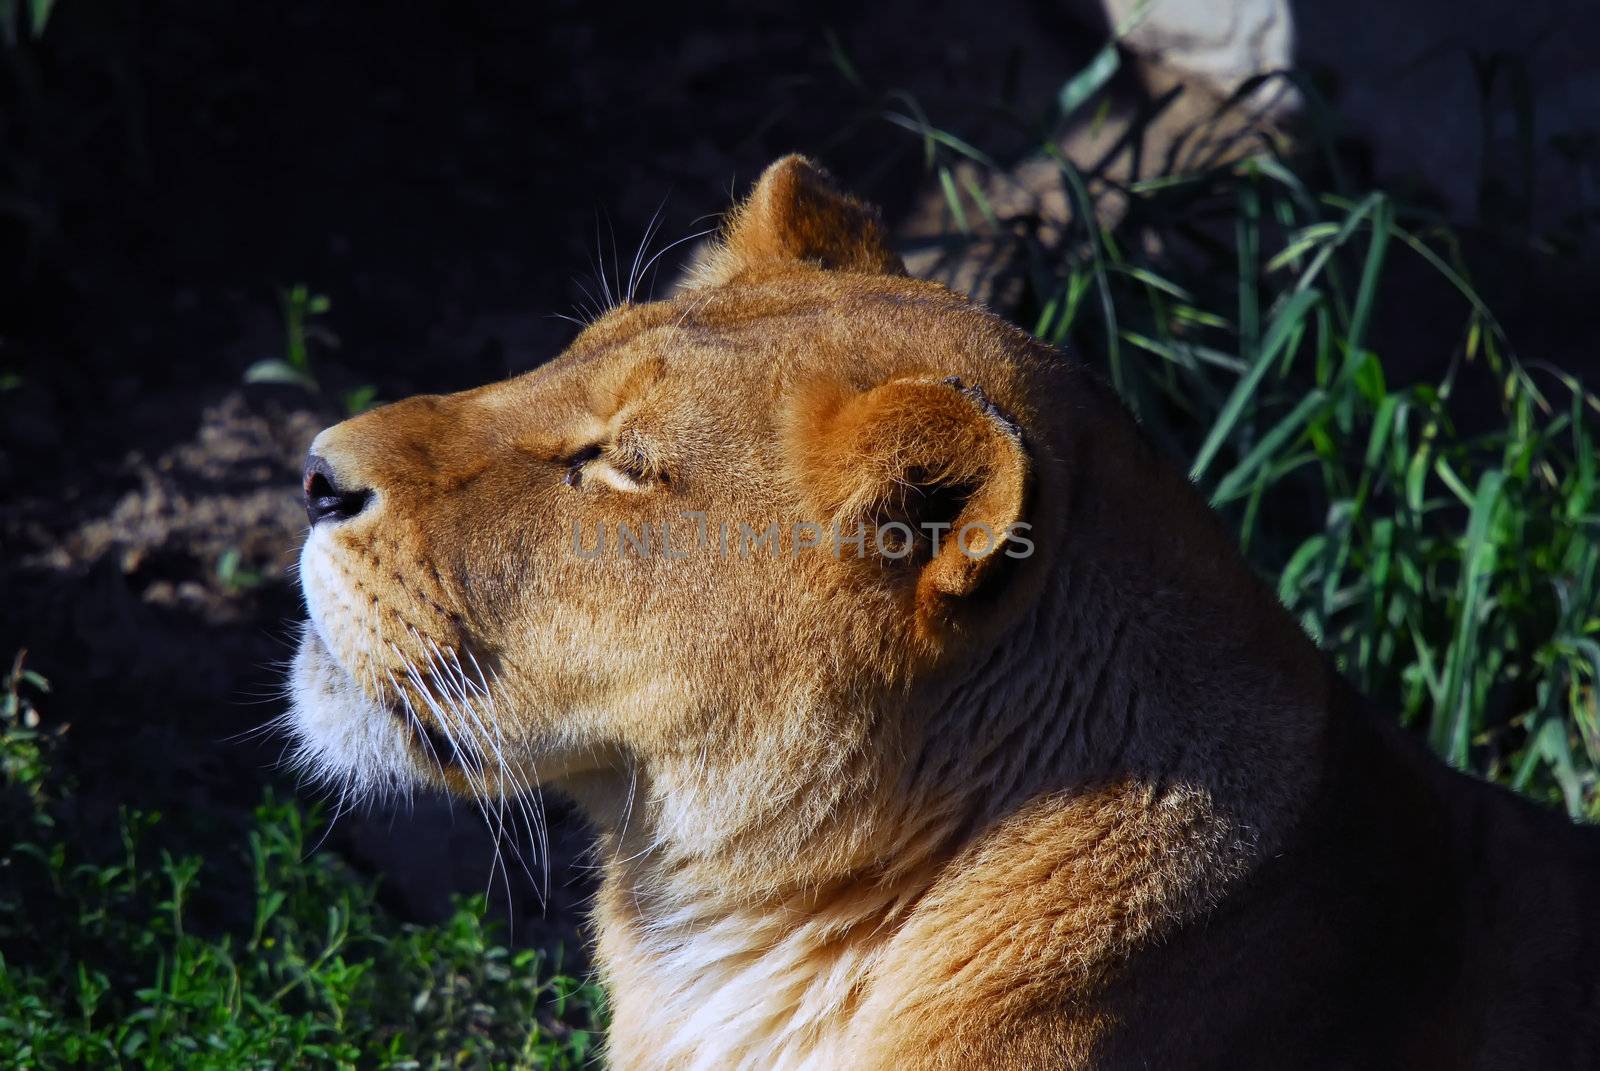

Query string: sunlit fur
288 157 1600 1068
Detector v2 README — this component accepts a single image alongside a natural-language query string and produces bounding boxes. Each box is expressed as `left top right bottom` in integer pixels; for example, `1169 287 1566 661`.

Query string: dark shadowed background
2 0 1596 974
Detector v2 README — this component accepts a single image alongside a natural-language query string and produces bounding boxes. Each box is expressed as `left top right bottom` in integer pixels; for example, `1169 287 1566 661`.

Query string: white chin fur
288 625 421 801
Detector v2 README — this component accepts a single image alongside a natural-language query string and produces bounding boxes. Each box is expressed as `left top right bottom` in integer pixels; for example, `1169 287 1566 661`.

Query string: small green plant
1 649 53 809
215 547 265 592
340 383 379 416
0 652 603 1069
245 284 333 393
245 285 379 418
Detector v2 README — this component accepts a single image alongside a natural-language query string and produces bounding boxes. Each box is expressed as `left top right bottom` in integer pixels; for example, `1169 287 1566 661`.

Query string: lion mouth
386 700 465 769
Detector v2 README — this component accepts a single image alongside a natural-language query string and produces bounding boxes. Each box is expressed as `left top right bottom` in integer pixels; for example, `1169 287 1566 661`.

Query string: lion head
287 156 1109 887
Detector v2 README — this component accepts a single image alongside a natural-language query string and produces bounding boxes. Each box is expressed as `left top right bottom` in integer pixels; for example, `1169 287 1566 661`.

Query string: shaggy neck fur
595 841 945 1070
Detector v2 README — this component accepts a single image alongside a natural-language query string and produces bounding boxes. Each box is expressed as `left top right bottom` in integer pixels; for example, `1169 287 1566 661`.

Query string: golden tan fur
288 157 1600 1069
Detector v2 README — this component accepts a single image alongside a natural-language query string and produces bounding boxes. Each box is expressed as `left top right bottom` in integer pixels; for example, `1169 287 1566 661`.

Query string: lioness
287 156 1600 1069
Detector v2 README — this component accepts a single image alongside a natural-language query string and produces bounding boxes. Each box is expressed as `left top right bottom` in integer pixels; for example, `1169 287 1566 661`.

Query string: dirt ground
3 0 1596 964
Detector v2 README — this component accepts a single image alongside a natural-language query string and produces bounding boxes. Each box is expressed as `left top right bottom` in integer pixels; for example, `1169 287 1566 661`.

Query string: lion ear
685 155 905 287
785 375 1031 624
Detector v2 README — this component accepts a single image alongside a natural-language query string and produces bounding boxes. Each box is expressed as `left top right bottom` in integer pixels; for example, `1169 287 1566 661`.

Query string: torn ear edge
684 155 906 288
783 373 1033 627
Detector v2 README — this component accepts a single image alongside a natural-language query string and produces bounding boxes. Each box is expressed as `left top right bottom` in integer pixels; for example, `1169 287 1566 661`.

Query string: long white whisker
431 645 523 904
573 277 608 323
451 645 552 909
386 669 447 781
413 637 518 916
637 225 719 300
592 214 616 309
606 212 622 312
627 197 668 304
620 757 639 847
398 643 487 795
305 770 354 860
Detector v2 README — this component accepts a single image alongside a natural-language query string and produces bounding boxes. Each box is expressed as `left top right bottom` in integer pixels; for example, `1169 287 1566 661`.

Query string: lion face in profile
290 156 1048 888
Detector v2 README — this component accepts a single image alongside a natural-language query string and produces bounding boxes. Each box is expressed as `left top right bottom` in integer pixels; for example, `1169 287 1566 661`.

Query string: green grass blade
1345 196 1392 360
938 165 969 233
1432 470 1505 765
1191 288 1322 482
1049 150 1123 398
1057 43 1120 120
1237 183 1261 360
1212 390 1329 505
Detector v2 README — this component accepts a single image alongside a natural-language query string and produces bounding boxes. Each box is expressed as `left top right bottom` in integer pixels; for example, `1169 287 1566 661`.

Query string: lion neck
580 716 963 1070
592 842 942 1071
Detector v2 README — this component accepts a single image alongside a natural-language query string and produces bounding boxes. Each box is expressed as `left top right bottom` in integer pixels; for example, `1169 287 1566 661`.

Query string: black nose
303 453 372 526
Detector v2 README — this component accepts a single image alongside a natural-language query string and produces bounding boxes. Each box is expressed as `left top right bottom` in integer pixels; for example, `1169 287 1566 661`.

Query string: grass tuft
0 655 604 1070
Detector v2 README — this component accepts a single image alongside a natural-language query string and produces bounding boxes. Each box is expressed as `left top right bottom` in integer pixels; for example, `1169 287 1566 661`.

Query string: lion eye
562 443 658 492
564 445 603 487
